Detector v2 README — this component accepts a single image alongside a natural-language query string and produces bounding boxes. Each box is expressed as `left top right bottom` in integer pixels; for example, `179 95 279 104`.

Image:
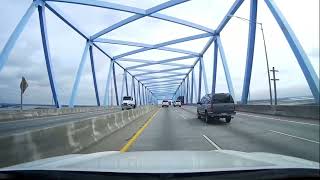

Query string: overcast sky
0 0 319 105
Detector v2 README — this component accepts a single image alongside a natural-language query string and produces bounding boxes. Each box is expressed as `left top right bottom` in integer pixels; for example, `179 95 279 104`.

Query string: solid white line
269 130 319 144
237 112 319 126
202 134 222 150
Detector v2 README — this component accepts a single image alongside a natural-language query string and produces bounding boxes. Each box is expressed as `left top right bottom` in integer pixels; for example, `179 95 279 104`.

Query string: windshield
212 94 234 103
0 0 319 177
123 97 132 100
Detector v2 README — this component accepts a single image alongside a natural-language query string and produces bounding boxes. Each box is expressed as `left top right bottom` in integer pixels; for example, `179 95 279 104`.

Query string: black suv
197 93 236 123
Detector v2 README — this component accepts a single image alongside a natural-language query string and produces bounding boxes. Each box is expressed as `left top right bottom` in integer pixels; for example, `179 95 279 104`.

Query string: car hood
1 150 319 173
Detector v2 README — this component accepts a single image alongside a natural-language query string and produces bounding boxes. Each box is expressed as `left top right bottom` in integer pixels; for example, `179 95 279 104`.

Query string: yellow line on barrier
120 109 160 152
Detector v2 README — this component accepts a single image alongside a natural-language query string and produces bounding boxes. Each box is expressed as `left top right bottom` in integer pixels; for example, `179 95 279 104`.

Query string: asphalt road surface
129 106 319 162
0 109 120 136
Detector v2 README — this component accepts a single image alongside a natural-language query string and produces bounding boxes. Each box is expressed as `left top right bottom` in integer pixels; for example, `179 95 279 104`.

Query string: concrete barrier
0 106 157 167
236 105 319 120
182 104 319 120
0 107 120 122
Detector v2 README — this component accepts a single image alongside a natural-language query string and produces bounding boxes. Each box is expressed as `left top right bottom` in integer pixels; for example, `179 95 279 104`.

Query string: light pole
228 15 273 105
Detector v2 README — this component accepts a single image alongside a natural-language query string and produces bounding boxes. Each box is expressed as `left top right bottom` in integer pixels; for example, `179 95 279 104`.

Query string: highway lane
0 108 120 136
130 106 320 162
80 110 155 154
130 107 212 151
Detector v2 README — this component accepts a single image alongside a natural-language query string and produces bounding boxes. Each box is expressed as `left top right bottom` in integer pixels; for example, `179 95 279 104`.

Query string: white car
121 96 136 110
173 100 182 107
161 100 169 107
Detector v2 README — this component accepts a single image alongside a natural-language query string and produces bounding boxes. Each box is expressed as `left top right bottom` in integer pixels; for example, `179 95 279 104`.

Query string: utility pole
228 15 273 105
260 24 273 105
270 67 279 105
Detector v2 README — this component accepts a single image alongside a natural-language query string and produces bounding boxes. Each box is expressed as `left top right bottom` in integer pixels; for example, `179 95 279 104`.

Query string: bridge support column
138 82 141 106
110 72 114 105
180 82 183 97
142 85 145 105
38 5 61 108
198 59 203 102
146 87 149 104
103 61 113 106
190 70 194 103
265 0 319 103
147 88 149 104
120 73 125 102
200 57 209 95
137 82 139 106
184 79 186 103
216 36 235 100
112 62 119 106
144 86 147 105
141 85 144 105
125 71 129 96
241 0 258 104
211 39 218 95
69 42 90 107
130 77 134 97
132 78 137 106
183 80 185 98
89 45 100 106
145 87 149 105
194 69 198 102
186 75 189 104
0 2 37 71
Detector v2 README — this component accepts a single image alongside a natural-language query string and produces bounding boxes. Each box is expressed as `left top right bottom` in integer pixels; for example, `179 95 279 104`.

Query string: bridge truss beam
95 38 199 56
241 0 258 104
1 0 318 108
38 4 61 108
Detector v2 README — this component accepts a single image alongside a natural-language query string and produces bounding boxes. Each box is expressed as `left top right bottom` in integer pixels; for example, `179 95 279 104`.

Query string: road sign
20 77 28 110
20 77 28 94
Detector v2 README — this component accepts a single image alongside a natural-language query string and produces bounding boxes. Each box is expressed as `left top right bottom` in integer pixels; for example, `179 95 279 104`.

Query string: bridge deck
80 106 319 162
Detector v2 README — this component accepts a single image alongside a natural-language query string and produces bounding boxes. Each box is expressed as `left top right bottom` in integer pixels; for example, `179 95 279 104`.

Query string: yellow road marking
120 109 160 152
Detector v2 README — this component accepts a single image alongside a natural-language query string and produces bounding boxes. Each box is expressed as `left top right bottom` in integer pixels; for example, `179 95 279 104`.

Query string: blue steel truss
0 0 319 107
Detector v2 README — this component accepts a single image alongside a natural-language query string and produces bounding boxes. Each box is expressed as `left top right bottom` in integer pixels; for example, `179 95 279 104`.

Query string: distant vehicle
121 96 135 110
162 100 169 107
173 100 182 107
177 96 184 104
197 93 236 123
